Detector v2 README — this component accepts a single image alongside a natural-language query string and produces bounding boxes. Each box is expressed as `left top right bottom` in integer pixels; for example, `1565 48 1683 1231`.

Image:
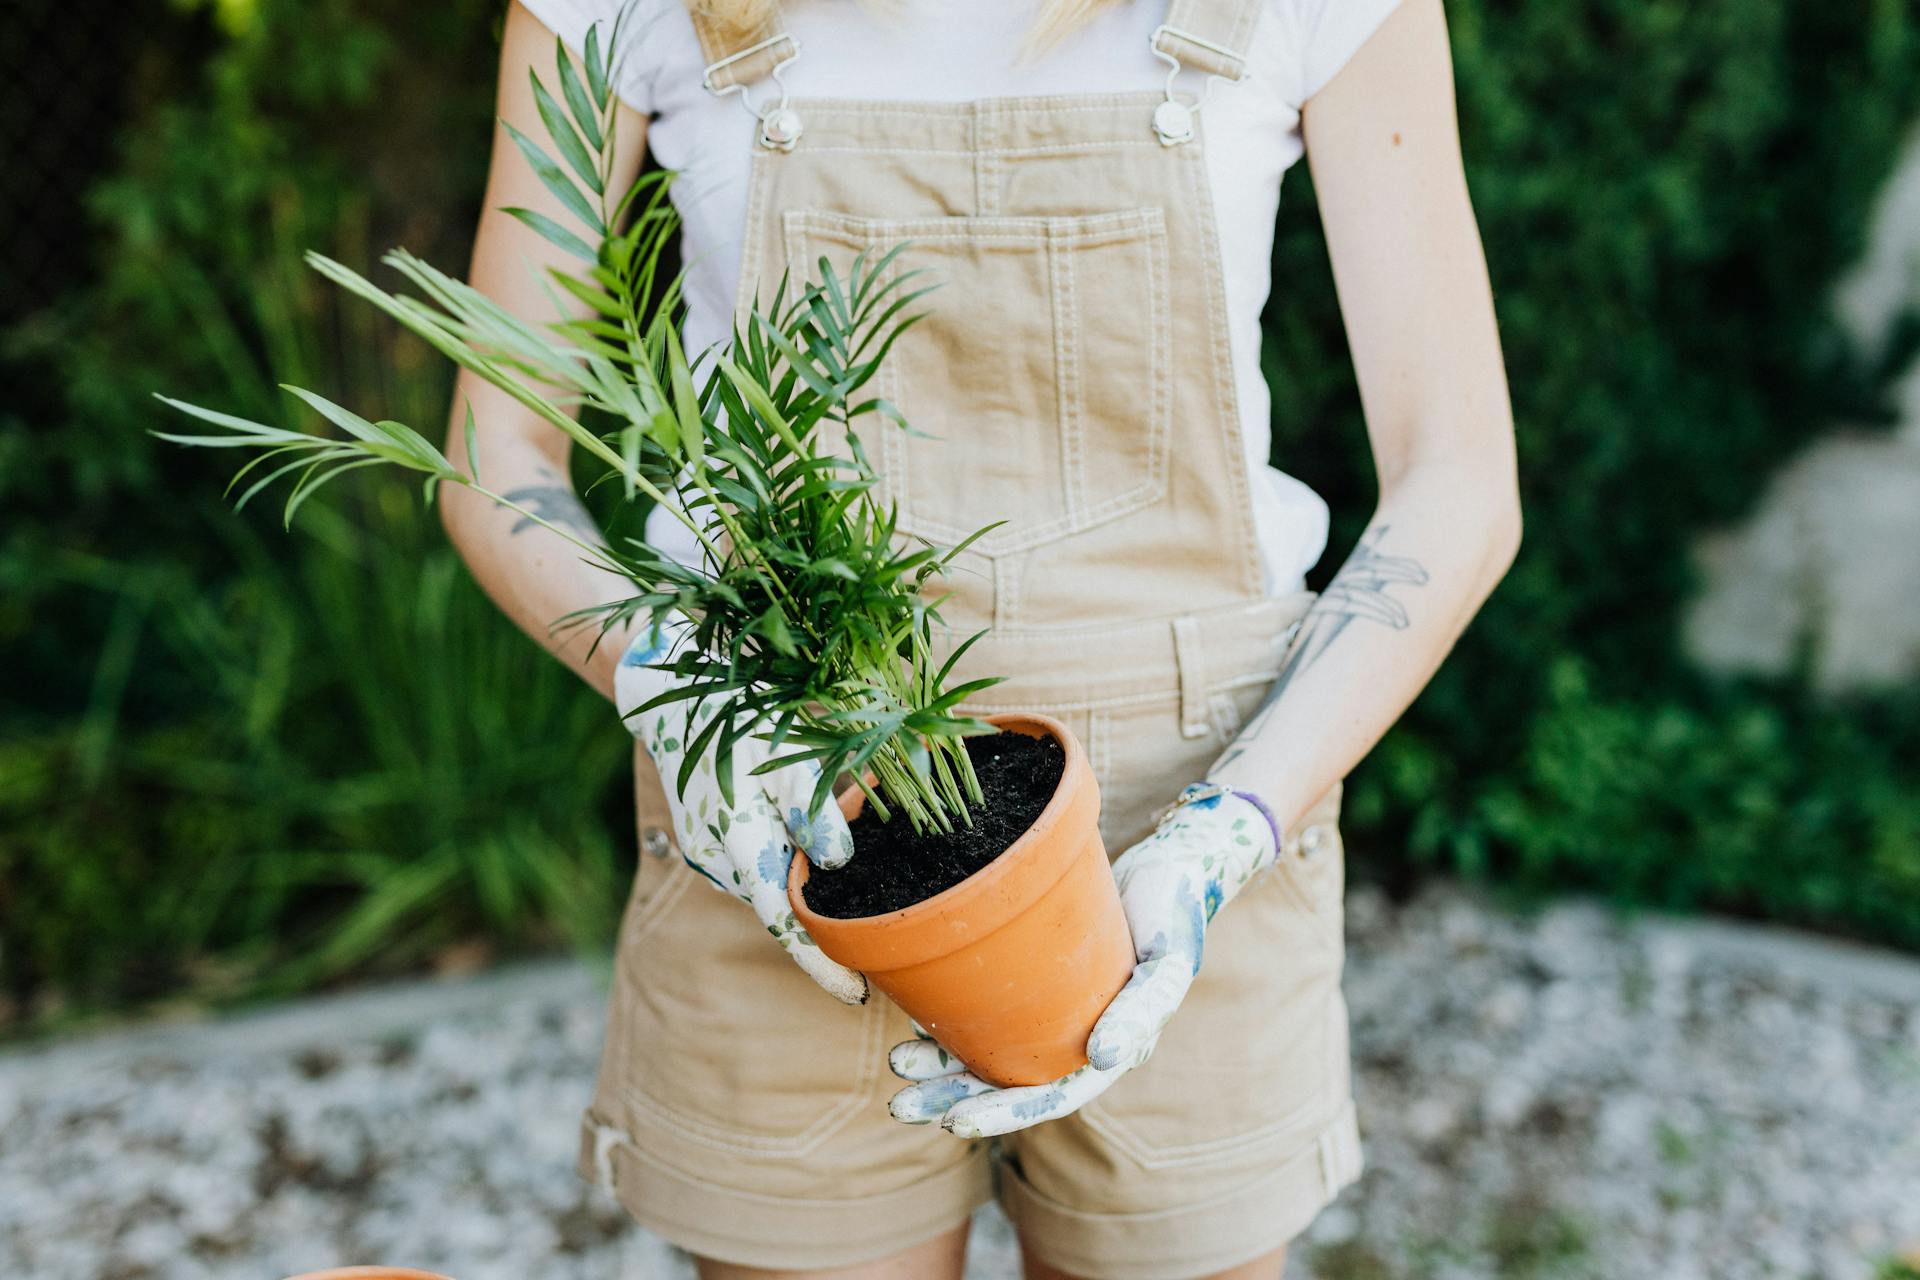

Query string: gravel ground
2 884 1917 1280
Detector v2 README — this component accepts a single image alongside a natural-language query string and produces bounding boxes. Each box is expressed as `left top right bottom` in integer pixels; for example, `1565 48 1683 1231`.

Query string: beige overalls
583 3 1359 1274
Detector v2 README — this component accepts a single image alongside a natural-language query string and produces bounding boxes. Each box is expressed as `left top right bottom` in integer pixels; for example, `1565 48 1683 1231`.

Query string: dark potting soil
801 731 1066 920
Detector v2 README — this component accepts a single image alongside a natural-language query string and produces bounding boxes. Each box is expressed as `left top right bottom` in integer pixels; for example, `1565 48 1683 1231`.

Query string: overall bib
584 3 1359 1273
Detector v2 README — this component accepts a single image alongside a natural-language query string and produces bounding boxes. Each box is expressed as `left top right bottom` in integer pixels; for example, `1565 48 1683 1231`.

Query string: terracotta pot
281 1271 452 1280
789 713 1134 1087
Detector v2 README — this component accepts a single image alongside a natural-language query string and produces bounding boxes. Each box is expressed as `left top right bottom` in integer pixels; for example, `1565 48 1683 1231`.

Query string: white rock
1404 1095 1462 1144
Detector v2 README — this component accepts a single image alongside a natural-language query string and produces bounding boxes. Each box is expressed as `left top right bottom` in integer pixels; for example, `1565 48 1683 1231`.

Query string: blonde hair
687 0 1120 56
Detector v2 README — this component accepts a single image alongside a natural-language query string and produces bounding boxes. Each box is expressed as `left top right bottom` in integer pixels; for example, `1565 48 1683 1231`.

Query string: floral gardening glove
615 620 867 1005
885 782 1281 1137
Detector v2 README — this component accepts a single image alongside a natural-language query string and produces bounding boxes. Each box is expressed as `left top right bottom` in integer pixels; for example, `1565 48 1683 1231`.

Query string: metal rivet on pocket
642 826 672 859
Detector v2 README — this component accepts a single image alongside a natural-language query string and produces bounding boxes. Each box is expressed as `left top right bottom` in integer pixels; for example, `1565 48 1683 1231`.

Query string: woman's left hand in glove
884 782 1282 1138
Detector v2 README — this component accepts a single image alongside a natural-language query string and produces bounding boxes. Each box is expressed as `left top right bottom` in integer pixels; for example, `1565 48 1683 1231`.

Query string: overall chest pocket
781 208 1172 557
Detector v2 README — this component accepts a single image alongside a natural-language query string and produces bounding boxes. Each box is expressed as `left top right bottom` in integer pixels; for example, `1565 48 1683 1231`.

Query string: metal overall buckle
701 33 805 151
1148 24 1249 147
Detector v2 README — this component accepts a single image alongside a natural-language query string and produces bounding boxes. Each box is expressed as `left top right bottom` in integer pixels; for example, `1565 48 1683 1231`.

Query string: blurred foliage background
2 0 1918 1030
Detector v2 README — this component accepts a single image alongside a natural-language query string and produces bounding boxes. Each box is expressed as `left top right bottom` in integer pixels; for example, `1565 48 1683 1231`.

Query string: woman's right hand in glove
615 621 867 1005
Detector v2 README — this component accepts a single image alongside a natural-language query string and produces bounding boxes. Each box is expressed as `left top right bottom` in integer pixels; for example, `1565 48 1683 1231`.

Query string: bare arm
1208 0 1522 828
441 0 650 701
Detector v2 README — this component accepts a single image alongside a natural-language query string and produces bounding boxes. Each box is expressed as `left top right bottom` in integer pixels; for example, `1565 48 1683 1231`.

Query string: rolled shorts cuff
579 1117 993 1271
999 1101 1364 1280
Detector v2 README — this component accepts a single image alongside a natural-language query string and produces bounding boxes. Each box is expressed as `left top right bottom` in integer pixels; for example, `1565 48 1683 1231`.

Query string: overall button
1152 99 1194 146
642 826 672 858
760 106 804 150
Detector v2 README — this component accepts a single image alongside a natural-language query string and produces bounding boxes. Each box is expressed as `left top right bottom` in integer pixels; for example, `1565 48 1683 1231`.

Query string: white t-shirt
520 0 1402 590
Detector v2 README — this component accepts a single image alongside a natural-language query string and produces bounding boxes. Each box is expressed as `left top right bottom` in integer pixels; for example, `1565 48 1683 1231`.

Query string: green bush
3 0 1918 1025
0 516 632 1011
0 0 633 1025
1477 664 1920 947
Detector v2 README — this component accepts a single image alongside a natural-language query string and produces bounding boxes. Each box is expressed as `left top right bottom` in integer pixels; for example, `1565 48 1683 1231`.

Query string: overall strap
1152 0 1266 83
685 1 798 95
684 1 805 148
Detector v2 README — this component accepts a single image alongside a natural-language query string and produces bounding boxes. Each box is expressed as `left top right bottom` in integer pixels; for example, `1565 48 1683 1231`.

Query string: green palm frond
155 6 997 834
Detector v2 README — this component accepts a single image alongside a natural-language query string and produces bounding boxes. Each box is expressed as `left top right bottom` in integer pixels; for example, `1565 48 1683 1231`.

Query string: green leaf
222 441 308 499
678 701 734 800
556 39 605 153
501 120 605 233
504 207 597 263
754 315 842 402
940 519 1006 562
279 385 385 445
749 601 797 656
548 268 626 319
584 21 608 104
665 325 705 469
373 418 454 470
153 394 299 443
462 401 481 482
715 357 808 459
234 447 339 511
284 456 384 527
530 70 604 196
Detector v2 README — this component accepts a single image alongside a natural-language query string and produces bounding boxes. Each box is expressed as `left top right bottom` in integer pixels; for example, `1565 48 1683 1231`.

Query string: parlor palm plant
156 10 998 836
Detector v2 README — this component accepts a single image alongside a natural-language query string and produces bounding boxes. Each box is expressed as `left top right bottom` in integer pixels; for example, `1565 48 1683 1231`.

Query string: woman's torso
524 0 1400 589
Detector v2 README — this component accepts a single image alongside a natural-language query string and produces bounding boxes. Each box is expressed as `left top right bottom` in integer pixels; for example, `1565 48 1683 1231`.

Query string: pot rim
788 712 1096 971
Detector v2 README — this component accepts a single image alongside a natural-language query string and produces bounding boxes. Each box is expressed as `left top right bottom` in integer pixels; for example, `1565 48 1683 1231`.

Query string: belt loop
1316 1128 1339 1195
589 1121 629 1190
1171 614 1209 739
1316 1105 1363 1191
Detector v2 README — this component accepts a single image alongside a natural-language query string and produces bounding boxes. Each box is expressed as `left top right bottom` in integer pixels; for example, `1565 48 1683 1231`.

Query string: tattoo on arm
501 469 604 544
1212 524 1429 771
